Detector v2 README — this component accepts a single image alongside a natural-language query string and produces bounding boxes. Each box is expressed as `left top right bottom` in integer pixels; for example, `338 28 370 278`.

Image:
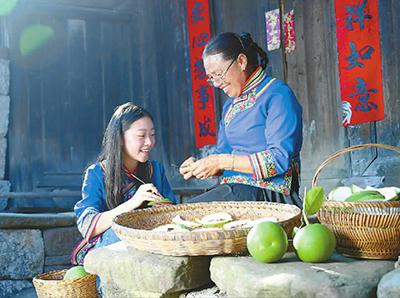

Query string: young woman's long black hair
98 102 154 209
203 32 269 70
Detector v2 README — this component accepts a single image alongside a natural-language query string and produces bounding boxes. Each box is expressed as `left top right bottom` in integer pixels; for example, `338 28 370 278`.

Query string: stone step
210 252 396 298
0 212 76 229
84 241 213 298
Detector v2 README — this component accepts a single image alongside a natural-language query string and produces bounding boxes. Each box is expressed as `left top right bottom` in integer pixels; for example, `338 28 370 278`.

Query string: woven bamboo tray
314 143 400 260
112 201 301 256
33 269 98 298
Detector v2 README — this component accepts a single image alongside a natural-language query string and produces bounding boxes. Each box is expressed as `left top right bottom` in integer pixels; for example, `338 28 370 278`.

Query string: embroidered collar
100 161 153 182
123 165 138 180
124 163 153 183
240 66 266 96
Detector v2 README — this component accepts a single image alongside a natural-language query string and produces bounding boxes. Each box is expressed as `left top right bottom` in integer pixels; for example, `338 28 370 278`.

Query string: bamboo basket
314 143 400 260
33 269 98 298
112 201 301 256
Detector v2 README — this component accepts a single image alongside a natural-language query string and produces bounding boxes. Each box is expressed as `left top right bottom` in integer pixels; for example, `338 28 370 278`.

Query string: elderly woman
180 32 303 207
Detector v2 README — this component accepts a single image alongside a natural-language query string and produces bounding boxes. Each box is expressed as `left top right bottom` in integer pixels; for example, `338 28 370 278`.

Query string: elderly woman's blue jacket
216 66 303 195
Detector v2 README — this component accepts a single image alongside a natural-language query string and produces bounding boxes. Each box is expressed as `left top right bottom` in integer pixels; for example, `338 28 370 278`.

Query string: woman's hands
94 183 167 236
130 184 172 208
117 183 164 213
180 154 223 180
179 157 197 180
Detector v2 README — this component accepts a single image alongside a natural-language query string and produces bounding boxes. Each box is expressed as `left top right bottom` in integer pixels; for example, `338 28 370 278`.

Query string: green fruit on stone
63 266 89 280
246 221 288 263
293 224 336 263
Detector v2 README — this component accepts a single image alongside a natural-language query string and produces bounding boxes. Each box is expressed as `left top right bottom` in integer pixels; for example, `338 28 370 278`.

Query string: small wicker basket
33 269 99 298
314 143 400 260
112 201 301 256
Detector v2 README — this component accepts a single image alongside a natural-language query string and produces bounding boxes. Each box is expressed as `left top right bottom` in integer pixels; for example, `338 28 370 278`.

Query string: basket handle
311 143 400 188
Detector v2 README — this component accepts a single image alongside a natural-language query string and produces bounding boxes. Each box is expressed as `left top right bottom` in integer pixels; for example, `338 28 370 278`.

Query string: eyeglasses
206 58 236 87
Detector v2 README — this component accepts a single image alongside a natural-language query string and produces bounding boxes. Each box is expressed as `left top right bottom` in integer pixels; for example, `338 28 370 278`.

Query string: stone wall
0 46 10 212
0 213 82 298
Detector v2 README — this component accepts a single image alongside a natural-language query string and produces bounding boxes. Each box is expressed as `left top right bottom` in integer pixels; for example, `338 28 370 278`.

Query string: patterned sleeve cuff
77 208 102 241
249 151 277 181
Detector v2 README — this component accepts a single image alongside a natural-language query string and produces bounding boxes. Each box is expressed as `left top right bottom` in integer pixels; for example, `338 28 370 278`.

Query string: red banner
335 0 384 126
186 0 216 148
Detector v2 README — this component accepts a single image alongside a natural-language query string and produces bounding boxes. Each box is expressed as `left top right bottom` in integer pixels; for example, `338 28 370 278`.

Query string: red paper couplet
335 0 385 126
186 0 217 148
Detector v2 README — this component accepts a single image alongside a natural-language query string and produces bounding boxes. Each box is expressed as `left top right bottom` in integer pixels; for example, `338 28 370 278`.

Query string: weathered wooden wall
1 0 399 209
285 0 400 191
5 0 194 194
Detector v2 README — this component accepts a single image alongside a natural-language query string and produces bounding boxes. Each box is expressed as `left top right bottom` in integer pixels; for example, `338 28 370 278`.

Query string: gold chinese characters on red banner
186 0 216 148
335 0 385 126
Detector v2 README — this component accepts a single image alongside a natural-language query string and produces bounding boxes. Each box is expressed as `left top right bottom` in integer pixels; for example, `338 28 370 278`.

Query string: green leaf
304 186 325 216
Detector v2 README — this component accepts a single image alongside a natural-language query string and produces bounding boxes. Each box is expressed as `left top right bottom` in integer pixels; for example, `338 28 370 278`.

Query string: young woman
180 32 303 207
71 102 175 266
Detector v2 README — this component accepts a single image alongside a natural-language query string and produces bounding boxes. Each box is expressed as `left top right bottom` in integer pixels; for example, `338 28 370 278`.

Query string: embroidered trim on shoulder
224 78 277 128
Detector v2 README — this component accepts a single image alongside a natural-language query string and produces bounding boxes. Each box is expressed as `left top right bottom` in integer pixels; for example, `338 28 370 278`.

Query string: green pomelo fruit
196 212 232 227
328 186 352 201
391 187 400 195
246 221 288 263
345 190 384 202
365 186 379 191
377 187 398 201
172 215 201 229
152 224 187 232
293 224 336 263
63 266 89 280
365 186 399 201
350 184 363 194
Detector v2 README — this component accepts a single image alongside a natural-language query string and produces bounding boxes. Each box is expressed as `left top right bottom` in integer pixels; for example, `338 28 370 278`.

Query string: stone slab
210 252 396 298
0 138 5 180
0 95 9 138
0 229 44 279
377 268 400 298
84 241 212 297
0 212 76 229
43 226 82 256
0 61 9 96
0 280 33 298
